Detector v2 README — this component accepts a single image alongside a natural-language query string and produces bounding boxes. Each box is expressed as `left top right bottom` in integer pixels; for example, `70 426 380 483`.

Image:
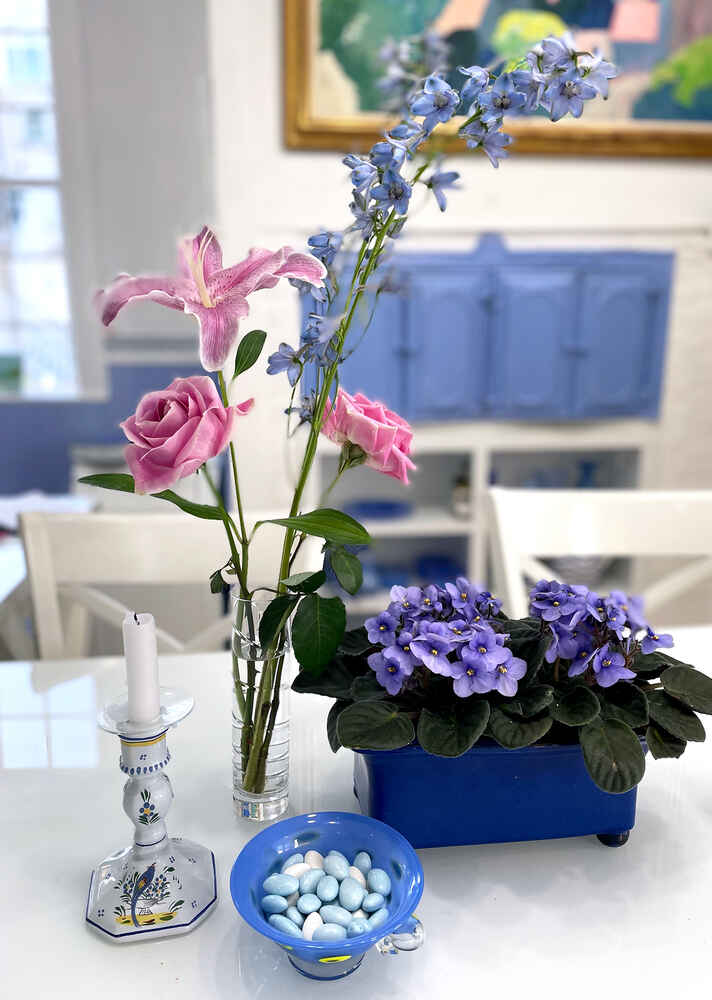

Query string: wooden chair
488 487 712 620
20 511 290 659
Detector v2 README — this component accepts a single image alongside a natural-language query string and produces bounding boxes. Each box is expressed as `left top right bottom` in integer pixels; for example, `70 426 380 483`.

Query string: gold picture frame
283 0 712 158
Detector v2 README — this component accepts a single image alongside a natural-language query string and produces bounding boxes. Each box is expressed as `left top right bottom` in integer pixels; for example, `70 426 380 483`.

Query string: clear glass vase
232 595 292 821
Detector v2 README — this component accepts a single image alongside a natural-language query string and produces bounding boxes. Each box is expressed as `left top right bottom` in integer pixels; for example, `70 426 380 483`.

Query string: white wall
208 0 712 526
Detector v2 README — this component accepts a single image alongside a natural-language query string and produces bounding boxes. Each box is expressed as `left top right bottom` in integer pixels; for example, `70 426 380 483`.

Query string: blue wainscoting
1 364 201 493
309 236 674 423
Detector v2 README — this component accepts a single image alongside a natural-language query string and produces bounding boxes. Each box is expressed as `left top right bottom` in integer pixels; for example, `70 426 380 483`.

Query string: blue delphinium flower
266 343 301 385
512 68 545 113
410 74 459 133
370 138 405 170
371 167 412 215
540 31 578 74
591 643 636 688
343 153 378 193
478 73 527 116
480 124 514 168
307 230 343 267
427 164 460 212
544 71 597 122
348 191 379 239
288 277 328 301
364 611 399 646
580 52 617 98
367 648 413 695
641 628 674 655
409 621 454 674
458 65 489 108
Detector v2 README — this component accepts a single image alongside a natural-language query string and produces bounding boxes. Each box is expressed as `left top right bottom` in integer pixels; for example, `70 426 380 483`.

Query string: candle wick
133 612 140 624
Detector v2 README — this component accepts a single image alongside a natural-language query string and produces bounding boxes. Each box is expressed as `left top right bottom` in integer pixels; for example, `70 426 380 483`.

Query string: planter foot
596 831 630 848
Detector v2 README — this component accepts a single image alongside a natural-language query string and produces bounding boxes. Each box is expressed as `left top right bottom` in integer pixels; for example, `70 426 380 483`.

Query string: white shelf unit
316 420 658 616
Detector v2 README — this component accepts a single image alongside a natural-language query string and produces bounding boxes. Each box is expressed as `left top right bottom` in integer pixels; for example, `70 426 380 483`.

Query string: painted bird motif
130 863 156 927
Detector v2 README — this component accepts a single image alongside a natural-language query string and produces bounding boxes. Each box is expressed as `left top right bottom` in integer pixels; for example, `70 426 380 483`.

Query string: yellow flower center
478 646 487 654
431 648 438 656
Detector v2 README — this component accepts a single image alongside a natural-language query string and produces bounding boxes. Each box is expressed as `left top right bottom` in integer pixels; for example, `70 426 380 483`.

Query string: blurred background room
1 0 712 660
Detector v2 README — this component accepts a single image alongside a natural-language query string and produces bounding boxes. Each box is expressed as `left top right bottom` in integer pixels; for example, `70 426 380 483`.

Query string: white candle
122 611 161 724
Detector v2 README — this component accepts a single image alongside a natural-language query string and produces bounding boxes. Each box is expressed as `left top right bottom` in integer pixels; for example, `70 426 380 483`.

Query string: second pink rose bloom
321 388 416 484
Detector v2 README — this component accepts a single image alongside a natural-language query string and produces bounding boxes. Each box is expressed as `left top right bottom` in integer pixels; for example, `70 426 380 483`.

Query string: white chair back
488 488 712 619
20 511 289 659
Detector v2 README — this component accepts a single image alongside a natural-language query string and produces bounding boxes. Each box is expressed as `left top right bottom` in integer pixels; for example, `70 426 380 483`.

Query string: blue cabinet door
574 271 668 417
488 269 577 419
405 267 491 421
337 285 405 412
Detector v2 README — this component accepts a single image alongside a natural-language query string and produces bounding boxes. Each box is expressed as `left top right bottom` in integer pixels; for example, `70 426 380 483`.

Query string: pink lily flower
95 226 327 371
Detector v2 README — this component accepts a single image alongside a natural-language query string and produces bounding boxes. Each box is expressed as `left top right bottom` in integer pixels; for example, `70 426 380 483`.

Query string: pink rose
321 389 416 484
120 375 253 494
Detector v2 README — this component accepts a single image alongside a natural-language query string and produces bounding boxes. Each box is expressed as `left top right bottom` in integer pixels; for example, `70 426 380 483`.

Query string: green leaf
280 570 326 594
579 718 645 793
78 473 224 521
552 686 600 726
258 594 299 649
292 653 362 699
598 684 649 728
630 649 690 679
350 673 386 701
292 594 346 674
339 627 373 657
327 699 349 753
259 508 370 545
646 723 687 760
503 685 554 718
488 707 553 748
499 617 541 641
417 701 490 758
329 546 363 595
337 701 415 751
232 329 267 378
209 568 225 594
661 664 712 714
647 690 706 742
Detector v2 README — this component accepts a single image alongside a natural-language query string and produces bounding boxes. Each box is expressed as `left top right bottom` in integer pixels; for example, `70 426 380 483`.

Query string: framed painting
283 0 712 156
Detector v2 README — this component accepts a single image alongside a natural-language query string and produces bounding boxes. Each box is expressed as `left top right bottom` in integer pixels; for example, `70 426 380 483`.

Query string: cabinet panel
489 269 576 418
337 288 404 411
575 273 664 417
406 269 490 421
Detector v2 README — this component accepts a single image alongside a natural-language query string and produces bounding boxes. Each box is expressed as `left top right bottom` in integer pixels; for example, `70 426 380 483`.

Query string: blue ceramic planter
353 741 639 849
230 811 424 980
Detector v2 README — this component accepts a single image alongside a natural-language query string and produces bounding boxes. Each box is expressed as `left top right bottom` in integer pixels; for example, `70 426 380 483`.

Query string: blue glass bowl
229 811 424 980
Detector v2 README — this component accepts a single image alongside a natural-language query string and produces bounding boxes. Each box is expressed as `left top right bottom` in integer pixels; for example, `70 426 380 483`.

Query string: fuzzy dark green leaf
417 701 490 758
647 690 706 742
598 683 649 728
552 685 600 726
280 570 326 593
327 699 349 753
292 654 362 699
337 701 415 751
646 723 687 760
339 627 373 657
259 508 370 545
579 718 645 793
258 594 299 649
499 617 541 641
488 707 553 748
329 546 363 595
630 649 691 679
511 634 550 689
503 685 554 718
350 673 386 701
292 594 346 674
661 665 712 715
79 473 224 520
232 329 267 378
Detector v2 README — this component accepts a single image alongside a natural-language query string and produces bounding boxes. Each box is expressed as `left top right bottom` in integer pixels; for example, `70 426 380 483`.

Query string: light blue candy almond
316 875 339 902
299 868 324 895
285 905 304 927
339 877 366 912
319 904 353 928
326 850 349 863
268 913 303 937
296 892 322 915
352 851 372 875
263 873 299 896
323 855 349 881
261 894 288 915
280 853 304 872
312 923 347 942
367 907 389 930
362 892 385 913
367 868 391 896
346 918 370 938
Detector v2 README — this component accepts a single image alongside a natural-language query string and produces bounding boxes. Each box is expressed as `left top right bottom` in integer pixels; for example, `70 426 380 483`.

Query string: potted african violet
293 578 712 849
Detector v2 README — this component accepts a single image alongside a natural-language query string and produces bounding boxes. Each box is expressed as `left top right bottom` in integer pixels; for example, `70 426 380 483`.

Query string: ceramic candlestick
85 688 217 941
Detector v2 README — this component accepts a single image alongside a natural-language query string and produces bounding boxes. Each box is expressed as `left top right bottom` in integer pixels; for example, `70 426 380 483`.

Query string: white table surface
2 627 711 999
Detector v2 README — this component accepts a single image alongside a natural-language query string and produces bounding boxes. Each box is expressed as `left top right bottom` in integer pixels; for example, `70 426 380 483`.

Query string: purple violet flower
450 654 496 696
367 648 413 695
445 618 474 643
492 649 527 696
461 629 510 674
641 628 674 655
364 611 398 646
388 584 422 617
591 643 636 688
409 622 455 674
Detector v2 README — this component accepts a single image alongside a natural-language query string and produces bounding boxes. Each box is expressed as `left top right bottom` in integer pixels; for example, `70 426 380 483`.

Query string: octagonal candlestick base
86 688 217 942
